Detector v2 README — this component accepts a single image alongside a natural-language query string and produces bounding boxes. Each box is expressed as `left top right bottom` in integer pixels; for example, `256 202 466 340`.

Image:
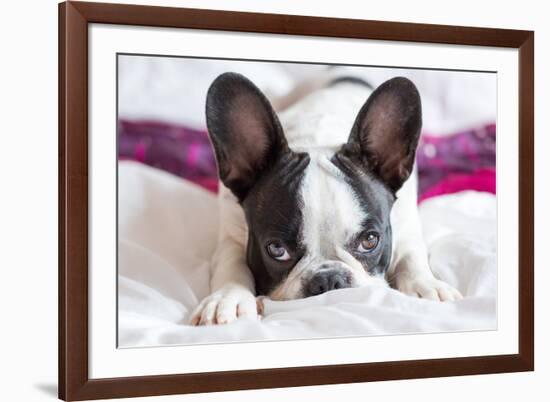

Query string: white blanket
118 161 496 347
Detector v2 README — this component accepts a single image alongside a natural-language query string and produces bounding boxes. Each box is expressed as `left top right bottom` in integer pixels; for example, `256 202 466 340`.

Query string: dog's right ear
206 72 289 200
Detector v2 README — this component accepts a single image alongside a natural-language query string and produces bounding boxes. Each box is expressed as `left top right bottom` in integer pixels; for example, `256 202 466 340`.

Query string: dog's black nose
305 269 351 297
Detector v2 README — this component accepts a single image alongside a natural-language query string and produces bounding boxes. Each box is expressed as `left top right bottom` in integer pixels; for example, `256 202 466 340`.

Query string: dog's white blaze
300 152 366 258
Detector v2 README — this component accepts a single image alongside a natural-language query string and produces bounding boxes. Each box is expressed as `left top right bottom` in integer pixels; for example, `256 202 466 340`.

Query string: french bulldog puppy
190 72 462 325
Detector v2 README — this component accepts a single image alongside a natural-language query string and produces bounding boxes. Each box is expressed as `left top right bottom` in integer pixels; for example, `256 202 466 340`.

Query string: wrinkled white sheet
118 161 496 347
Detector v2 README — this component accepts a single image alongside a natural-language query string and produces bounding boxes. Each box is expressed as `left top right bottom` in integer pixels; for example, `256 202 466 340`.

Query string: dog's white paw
189 286 260 326
396 274 463 302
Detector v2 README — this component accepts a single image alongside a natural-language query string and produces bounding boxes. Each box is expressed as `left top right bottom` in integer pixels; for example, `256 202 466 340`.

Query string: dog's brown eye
266 241 291 261
357 232 379 253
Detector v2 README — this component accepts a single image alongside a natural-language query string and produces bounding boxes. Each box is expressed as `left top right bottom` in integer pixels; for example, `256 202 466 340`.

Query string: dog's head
205 73 421 300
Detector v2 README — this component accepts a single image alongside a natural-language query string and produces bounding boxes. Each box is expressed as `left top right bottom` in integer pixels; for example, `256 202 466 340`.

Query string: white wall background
0 0 545 401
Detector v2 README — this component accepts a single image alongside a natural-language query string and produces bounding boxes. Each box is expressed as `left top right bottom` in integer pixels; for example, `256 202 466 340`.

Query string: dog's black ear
339 77 422 192
206 72 288 200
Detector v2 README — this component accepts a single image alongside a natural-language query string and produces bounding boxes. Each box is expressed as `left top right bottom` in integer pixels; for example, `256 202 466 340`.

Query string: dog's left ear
339 77 422 192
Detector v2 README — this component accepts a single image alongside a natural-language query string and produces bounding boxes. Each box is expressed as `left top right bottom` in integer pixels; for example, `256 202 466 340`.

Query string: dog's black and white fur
190 72 462 325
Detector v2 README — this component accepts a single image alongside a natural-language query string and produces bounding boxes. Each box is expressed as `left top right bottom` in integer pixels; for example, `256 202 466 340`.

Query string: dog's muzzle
303 262 352 297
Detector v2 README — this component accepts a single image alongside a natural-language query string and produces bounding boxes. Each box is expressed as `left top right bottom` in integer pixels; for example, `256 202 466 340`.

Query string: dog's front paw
189 286 259 326
396 274 463 302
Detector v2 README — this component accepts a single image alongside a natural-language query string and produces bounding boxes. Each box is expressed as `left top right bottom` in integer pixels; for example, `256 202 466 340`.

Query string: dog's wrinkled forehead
244 149 393 254
244 149 391 235
299 152 366 257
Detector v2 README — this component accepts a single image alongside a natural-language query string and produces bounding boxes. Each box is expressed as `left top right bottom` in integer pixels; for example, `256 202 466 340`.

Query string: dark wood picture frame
59 1 534 400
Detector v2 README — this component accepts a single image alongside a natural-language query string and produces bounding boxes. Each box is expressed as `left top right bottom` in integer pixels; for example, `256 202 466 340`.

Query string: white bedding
118 161 496 347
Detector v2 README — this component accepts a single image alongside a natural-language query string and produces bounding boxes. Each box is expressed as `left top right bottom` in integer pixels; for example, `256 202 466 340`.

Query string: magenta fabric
418 168 495 203
118 119 496 201
118 120 219 193
416 123 496 203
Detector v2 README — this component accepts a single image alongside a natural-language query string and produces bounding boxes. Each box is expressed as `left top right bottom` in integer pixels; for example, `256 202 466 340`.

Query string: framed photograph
59 1 534 400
